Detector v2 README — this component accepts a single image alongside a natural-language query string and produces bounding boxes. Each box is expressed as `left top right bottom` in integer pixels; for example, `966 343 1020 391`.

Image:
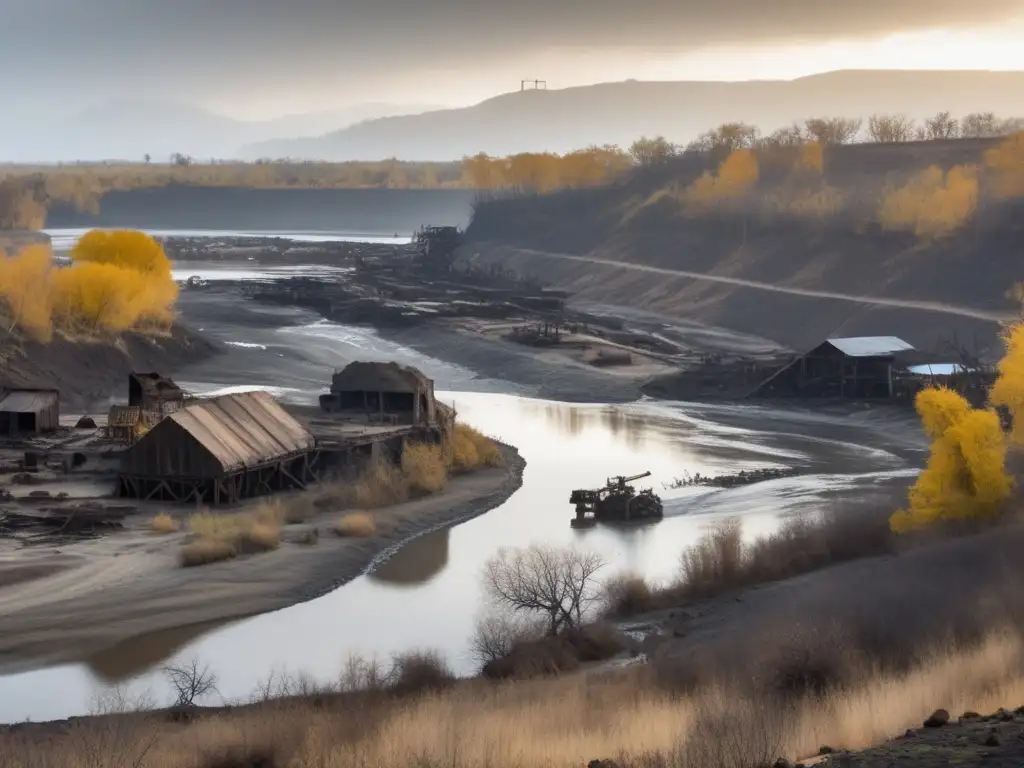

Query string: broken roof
825 337 915 357
0 390 58 414
331 361 432 394
165 390 314 473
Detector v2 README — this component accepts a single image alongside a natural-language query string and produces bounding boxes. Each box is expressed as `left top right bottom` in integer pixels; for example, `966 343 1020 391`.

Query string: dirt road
505 248 1012 325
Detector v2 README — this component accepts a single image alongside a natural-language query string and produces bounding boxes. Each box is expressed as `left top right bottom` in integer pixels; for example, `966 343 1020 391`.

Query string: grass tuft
149 512 180 534
334 512 376 538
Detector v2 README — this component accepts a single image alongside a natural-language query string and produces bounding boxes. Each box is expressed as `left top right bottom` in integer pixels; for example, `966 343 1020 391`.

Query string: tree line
1 110 1022 230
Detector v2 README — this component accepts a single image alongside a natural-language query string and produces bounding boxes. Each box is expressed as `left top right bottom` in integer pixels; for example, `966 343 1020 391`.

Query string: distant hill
241 70 1024 162
2 100 445 163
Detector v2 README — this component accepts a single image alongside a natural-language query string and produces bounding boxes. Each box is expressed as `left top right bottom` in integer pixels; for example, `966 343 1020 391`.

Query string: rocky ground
817 708 1024 768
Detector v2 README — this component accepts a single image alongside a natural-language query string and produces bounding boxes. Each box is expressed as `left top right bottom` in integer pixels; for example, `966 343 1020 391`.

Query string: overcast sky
4 0 1024 119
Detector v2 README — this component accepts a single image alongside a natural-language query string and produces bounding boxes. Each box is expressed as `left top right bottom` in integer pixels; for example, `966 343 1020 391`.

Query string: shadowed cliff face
45 188 479 233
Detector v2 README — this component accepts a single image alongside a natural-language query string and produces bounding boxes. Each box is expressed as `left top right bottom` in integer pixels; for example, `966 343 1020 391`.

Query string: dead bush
403 442 448 495
180 538 236 567
446 423 503 472
149 512 180 533
334 512 376 537
386 650 456 694
603 573 655 617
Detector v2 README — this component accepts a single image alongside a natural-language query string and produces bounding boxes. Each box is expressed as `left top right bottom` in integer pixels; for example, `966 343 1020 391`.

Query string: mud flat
0 443 524 673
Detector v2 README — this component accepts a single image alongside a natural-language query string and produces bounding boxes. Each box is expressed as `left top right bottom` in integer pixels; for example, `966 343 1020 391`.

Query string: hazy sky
4 0 1024 119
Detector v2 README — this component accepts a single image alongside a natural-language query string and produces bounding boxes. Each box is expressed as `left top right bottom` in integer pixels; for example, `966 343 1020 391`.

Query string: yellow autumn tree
983 131 1024 199
877 164 978 238
71 229 173 278
0 245 56 341
796 142 824 174
684 149 759 208
890 387 1011 533
989 322 1024 444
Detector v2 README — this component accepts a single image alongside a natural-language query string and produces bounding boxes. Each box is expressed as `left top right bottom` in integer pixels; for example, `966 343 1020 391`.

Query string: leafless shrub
470 612 543 668
163 658 219 707
868 114 916 143
483 544 605 635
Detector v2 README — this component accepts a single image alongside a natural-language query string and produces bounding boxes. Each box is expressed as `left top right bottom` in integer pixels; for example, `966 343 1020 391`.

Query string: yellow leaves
989 322 1024 444
72 229 172 278
683 149 759 208
891 387 1011 533
877 164 978 238
0 229 178 341
796 142 824 174
983 131 1024 199
460 147 631 191
0 245 56 342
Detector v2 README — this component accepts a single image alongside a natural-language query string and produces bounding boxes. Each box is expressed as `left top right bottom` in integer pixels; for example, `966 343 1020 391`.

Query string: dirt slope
464 140 1024 357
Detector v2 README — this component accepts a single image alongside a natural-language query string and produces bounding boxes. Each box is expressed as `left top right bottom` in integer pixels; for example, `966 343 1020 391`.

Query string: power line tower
520 79 548 91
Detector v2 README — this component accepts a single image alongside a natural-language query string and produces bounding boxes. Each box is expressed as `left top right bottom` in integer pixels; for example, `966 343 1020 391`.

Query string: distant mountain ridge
239 69 1024 162
1 100 445 163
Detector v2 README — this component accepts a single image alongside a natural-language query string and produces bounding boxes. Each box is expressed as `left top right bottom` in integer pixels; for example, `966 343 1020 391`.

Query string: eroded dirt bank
0 445 524 674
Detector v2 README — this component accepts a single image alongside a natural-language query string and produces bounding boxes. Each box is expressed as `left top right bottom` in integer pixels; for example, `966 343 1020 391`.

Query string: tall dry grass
4 632 1024 767
179 501 287 567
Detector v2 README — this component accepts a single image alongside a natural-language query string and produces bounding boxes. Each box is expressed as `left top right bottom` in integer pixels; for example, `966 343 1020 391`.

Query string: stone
962 711 982 720
924 708 950 728
985 730 1001 747
818 746 835 755
75 416 97 429
773 759 795 768
587 761 620 768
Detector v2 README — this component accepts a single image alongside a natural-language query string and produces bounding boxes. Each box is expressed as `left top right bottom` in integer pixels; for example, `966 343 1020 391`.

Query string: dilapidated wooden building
752 336 916 399
0 388 59 435
320 361 440 426
116 390 320 503
128 372 185 417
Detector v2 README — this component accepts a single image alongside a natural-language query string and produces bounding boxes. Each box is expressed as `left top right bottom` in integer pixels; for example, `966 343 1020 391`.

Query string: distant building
0 388 59 435
117 390 318 503
320 361 441 427
128 372 185 417
753 336 916 399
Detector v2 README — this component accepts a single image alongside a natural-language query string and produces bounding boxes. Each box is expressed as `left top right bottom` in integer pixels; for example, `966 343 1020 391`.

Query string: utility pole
520 80 548 91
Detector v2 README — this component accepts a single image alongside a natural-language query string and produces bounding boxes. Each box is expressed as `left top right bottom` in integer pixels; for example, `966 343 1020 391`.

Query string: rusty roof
166 391 314 473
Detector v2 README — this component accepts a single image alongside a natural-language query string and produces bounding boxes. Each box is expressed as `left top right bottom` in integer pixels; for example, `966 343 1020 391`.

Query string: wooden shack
128 372 185 417
320 361 438 426
752 336 916 399
0 388 59 435
105 405 159 444
116 390 319 504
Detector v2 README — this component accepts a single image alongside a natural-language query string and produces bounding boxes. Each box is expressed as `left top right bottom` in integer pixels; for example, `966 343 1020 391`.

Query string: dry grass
404 442 448 495
5 631 1024 767
446 423 503 473
334 512 376 538
607 506 894 617
179 503 285 567
149 512 181 534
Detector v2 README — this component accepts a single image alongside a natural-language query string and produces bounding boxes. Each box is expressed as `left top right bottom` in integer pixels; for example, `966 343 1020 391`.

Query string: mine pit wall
457 241 1004 358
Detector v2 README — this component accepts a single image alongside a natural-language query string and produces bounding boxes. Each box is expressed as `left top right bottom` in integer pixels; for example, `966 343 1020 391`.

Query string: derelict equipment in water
569 471 664 528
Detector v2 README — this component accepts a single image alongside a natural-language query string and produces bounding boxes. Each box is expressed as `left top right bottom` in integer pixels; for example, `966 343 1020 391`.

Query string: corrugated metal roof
0 390 58 414
827 337 915 357
167 390 314 473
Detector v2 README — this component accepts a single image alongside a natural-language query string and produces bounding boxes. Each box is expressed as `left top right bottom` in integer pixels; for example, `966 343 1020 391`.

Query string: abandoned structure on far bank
0 388 60 436
320 361 446 428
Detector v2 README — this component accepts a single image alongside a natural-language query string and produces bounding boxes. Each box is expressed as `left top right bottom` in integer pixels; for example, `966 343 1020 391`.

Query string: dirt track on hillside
504 247 1011 325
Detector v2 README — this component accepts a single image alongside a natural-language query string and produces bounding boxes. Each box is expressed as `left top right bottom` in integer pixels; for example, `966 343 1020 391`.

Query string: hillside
463 136 1023 358
241 70 1024 161
1 100 443 163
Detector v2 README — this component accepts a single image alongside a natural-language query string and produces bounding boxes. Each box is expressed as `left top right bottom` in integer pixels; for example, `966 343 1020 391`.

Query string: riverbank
0 444 524 674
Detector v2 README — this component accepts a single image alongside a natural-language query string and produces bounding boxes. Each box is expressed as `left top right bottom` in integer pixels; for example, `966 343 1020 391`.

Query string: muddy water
0 263 924 723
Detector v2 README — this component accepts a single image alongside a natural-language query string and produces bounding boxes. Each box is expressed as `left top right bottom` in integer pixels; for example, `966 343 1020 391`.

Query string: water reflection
368 527 450 587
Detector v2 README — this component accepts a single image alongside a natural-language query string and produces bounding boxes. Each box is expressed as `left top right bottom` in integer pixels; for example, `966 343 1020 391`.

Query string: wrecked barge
569 471 664 528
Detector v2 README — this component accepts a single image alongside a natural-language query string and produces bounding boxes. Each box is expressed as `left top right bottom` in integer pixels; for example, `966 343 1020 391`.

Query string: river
0 229 924 723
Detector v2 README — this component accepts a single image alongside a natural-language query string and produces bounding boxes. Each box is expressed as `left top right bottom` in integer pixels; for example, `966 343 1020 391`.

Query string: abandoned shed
128 372 185 416
117 390 319 503
752 336 916 399
0 389 59 435
321 361 438 426
105 405 159 444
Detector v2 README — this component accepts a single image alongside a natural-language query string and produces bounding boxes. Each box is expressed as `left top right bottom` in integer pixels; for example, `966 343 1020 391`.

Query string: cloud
3 0 1023 109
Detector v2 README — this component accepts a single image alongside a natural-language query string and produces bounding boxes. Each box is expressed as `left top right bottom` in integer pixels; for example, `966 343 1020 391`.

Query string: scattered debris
665 467 802 490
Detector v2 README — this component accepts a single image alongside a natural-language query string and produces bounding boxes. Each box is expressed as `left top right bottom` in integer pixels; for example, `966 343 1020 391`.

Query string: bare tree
867 114 916 143
960 112 1001 138
691 122 761 156
1000 117 1024 135
470 611 544 666
762 124 806 147
924 111 960 140
803 117 862 145
482 544 605 636
628 135 678 167
163 658 219 707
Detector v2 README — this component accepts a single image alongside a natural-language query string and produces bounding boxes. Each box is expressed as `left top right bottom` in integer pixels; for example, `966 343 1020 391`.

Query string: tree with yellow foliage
684 149 760 208
989 322 1024 444
890 387 1011 533
877 164 978 238
71 229 173 278
983 131 1024 199
0 245 55 341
